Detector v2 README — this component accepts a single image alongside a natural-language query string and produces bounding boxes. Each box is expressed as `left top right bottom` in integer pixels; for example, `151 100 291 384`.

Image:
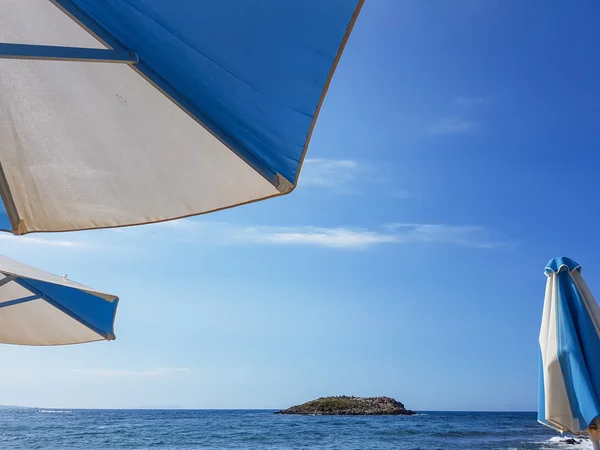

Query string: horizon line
1 405 538 413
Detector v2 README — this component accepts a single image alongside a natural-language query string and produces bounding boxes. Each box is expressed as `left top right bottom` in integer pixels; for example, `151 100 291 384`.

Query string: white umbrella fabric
0 254 117 345
0 0 363 235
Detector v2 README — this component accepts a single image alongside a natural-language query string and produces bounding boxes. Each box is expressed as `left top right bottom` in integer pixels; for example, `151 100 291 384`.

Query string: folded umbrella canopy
539 257 600 448
0 254 117 345
0 0 363 235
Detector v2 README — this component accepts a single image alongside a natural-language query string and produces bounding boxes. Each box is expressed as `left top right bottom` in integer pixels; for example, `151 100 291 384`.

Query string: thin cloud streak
392 190 413 200
298 158 400 194
0 234 81 248
300 158 359 188
246 227 397 249
384 223 504 249
425 117 477 135
72 367 191 377
9 219 506 251
142 220 506 250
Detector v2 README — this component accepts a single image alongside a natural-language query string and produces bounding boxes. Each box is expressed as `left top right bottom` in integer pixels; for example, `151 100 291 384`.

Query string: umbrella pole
590 422 600 449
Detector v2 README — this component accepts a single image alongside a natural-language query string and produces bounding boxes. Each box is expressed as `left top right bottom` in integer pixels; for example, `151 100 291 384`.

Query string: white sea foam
536 435 592 449
38 410 72 414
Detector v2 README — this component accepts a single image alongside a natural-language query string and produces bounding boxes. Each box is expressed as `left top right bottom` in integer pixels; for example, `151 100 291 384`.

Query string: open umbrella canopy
0 254 118 345
539 257 600 440
0 0 363 235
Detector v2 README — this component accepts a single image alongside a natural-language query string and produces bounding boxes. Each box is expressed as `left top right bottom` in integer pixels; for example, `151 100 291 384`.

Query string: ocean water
0 409 592 449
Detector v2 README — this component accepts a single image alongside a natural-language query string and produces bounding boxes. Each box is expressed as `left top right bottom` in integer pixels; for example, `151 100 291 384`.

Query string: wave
433 430 492 437
538 436 591 449
376 429 421 436
38 410 72 414
0 435 19 442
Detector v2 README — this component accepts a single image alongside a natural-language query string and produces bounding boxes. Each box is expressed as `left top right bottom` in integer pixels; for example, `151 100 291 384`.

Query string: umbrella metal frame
0 43 138 64
0 0 138 65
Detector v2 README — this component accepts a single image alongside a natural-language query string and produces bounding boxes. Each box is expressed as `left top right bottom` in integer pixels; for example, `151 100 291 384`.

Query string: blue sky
0 0 599 411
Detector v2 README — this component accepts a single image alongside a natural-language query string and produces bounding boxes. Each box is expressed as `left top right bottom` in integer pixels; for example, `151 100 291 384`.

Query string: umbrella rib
12 278 114 340
0 274 17 288
0 294 40 309
0 43 139 64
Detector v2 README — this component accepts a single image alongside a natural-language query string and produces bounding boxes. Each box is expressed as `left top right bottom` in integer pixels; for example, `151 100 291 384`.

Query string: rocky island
274 396 415 416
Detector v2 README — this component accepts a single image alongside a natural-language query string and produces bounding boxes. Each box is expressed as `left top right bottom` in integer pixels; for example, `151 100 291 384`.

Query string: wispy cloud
150 221 394 249
392 190 413 200
249 223 505 249
0 233 83 248
299 158 402 194
384 223 503 249
0 231 130 253
425 117 477 135
245 227 397 249
142 220 506 250
453 96 486 106
72 367 191 377
300 158 359 188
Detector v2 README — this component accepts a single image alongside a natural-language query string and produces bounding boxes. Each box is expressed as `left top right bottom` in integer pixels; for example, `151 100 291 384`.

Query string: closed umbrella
539 257 600 449
0 254 118 345
0 0 363 235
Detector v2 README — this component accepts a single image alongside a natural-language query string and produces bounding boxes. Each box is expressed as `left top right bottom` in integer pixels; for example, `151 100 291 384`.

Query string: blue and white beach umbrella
0 254 117 346
0 0 363 235
539 257 600 447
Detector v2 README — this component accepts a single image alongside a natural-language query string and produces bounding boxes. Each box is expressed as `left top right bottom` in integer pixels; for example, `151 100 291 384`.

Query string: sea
0 409 592 449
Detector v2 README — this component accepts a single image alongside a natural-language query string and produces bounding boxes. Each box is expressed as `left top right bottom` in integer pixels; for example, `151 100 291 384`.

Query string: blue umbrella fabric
0 254 118 345
0 0 363 235
539 257 600 443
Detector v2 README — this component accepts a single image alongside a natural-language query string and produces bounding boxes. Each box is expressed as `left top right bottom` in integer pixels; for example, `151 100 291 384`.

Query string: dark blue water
0 409 590 449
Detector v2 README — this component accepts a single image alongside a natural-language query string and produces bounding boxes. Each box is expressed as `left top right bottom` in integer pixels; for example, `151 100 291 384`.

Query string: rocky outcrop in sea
274 396 415 416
